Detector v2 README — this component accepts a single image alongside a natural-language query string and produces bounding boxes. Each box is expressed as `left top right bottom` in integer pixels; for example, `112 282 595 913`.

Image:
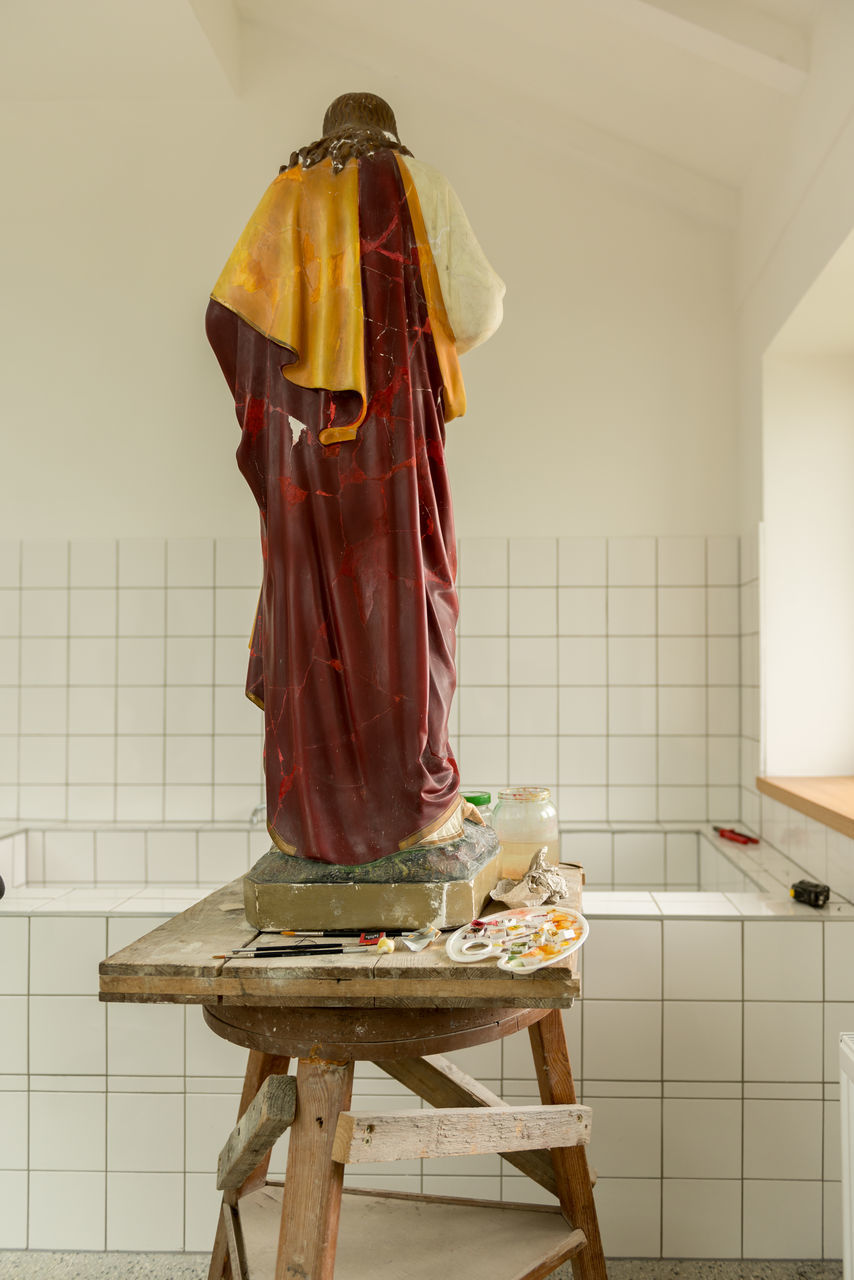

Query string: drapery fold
211 153 464 445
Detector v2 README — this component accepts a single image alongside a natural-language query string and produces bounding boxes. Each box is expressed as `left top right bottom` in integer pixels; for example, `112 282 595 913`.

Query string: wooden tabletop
99 870 583 1011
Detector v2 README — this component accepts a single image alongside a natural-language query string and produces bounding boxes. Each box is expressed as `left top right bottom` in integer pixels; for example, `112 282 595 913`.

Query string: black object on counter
790 879 830 909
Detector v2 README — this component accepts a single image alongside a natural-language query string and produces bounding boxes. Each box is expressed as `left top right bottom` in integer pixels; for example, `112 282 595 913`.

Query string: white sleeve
405 157 505 355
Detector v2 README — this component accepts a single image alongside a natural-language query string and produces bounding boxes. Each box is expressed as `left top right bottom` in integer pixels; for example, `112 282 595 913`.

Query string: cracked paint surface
206 151 460 865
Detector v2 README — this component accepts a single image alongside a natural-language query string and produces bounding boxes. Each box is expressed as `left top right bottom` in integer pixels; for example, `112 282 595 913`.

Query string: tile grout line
821 917 827 1258
103 913 109 1249
162 541 171 824
704 538 711 826
25 911 31 1248
604 540 611 823
160 541 168 823
659 915 665 1255
210 539 218 824
740 916 745 1257
183 1005 189 1249
552 537 558 793
184 1003 189 1244
737 531 744 832
14 541 23 827
504 538 510 793
112 540 120 827
660 535 665 824
63 543 71 824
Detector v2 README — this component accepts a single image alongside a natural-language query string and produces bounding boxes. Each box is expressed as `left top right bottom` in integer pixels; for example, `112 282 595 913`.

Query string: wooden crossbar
332 1103 591 1164
510 1227 588 1280
380 1053 560 1193
216 1073 296 1191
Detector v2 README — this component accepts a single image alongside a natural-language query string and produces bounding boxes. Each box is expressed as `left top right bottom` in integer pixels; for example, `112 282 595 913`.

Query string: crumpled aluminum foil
489 847 570 908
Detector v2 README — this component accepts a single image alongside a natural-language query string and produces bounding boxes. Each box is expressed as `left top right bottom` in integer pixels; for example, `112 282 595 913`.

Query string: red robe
206 150 460 865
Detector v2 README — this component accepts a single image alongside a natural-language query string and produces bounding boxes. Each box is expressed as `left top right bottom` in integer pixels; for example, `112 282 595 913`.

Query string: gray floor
0 1256 843 1279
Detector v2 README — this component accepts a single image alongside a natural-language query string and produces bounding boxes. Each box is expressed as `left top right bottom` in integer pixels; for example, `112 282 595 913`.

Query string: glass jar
492 786 559 880
462 790 493 826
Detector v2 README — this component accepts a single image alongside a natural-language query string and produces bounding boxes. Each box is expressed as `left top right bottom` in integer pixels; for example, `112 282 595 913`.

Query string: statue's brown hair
281 92 412 174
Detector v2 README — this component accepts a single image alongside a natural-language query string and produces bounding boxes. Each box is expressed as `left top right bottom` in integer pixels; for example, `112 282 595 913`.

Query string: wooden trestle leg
529 1011 608 1280
276 1056 355 1280
208 1049 290 1280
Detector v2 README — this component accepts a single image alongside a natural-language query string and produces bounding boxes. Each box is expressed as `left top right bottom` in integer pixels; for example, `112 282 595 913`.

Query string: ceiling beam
186 0 241 93
593 0 809 94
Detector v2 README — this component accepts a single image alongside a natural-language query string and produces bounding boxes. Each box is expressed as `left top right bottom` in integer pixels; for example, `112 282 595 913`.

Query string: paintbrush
275 929 387 945
213 935 397 958
213 943 370 959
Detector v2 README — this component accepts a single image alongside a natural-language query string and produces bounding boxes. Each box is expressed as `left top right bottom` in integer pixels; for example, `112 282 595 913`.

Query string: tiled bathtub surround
2 826 271 889
0 534 743 827
566 827 762 894
0 821 840 906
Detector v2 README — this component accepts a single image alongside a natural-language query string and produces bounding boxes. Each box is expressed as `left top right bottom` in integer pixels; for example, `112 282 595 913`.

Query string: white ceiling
0 0 829 220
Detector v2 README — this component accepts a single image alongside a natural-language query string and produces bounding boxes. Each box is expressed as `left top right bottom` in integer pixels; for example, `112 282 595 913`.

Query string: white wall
737 0 854 530
762 351 854 775
0 20 738 543
733 0 854 778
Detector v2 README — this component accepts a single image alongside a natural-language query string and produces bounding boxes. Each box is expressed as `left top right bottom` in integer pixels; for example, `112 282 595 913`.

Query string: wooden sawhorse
98 873 607 1279
204 1003 606 1280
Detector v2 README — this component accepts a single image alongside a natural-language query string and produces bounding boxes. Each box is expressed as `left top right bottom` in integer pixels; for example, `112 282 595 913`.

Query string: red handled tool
713 826 759 845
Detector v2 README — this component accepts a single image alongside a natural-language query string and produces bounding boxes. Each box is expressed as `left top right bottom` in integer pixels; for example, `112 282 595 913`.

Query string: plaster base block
243 820 501 931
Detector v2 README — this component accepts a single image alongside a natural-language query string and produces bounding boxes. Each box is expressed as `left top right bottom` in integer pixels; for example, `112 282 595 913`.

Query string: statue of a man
206 93 504 866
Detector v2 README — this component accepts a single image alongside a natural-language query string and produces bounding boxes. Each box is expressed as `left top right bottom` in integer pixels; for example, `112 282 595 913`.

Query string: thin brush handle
265 931 402 942
230 943 365 955
213 944 365 959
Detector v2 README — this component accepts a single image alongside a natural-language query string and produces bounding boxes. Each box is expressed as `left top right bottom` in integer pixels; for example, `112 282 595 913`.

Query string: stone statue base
243 820 500 931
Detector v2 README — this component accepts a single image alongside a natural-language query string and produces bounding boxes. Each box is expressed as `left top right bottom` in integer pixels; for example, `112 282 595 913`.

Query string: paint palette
445 905 589 974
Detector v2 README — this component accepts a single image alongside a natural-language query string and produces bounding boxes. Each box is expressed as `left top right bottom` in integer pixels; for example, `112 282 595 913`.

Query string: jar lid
498 786 551 803
463 791 492 807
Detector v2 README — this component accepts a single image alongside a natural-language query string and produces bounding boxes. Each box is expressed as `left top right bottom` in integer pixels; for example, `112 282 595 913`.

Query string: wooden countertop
756 775 854 841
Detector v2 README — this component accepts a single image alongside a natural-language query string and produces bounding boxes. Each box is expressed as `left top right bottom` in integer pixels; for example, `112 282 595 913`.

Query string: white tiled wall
1 902 848 1259
0 535 742 828
583 914 846 1259
10 525 844 1261
0 537 265 825
458 533 742 822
